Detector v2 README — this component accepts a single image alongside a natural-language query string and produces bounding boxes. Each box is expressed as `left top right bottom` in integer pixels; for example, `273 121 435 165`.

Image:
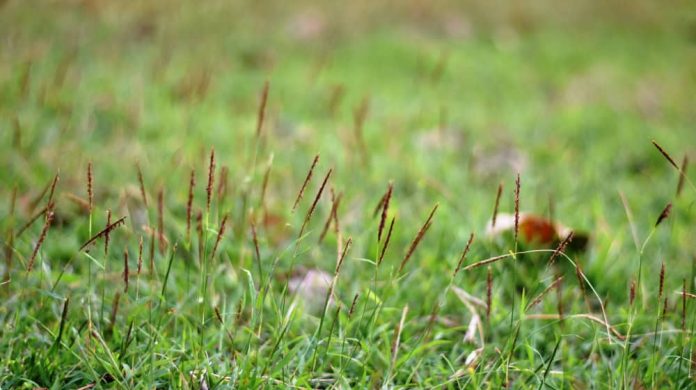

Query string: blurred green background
2 0 694 263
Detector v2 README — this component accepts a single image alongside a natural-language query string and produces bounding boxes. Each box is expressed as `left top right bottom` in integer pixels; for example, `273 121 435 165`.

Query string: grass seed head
556 275 564 320
352 97 369 164
378 216 396 266
17 206 49 238
527 275 564 311
109 292 121 334
658 261 665 300
157 188 165 253
214 307 224 324
206 148 216 212
211 214 229 260
256 80 270 138
149 227 156 274
47 172 60 210
335 237 352 275
28 179 51 213
250 218 261 267
137 236 143 275
196 209 203 263
575 263 587 298
378 183 393 242
293 154 319 212
651 140 679 170
676 155 688 197
655 203 672 227
491 182 503 228
136 162 148 207
327 84 345 116
105 210 112 255
87 162 93 212
79 216 127 252
123 248 129 293
299 168 332 238
27 210 54 272
319 190 342 243
260 156 273 214
486 267 492 320
217 165 228 205
548 231 574 266
399 204 438 273
453 233 475 277
186 169 195 242
348 293 359 318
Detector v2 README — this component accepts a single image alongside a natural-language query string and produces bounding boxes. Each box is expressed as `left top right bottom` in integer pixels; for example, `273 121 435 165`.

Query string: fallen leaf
486 212 589 251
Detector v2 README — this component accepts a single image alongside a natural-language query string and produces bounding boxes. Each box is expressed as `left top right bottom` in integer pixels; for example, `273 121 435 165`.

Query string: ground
1 0 696 388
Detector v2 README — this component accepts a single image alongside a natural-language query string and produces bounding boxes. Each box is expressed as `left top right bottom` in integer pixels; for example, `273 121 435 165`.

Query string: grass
1 0 696 388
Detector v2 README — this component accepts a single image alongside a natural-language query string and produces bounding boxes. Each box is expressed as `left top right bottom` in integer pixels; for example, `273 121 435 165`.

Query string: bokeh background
2 0 694 262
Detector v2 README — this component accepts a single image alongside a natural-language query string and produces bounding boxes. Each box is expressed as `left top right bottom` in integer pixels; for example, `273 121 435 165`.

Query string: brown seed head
486 267 493 320
548 231 574 266
651 140 679 170
256 80 270 138
378 216 396 266
556 275 564 320
214 307 224 324
676 155 688 197
196 210 203 263
123 248 129 293
293 154 319 212
658 261 665 300
378 183 393 242
186 169 195 242
105 210 112 255
27 210 54 272
87 162 93 212
318 191 342 243
157 189 165 253
137 236 143 275
298 168 332 238
217 166 228 205
251 219 261 268
260 157 273 213
575 263 587 298
655 203 672 227
109 293 121 333
211 214 229 260
348 293 359 318
491 182 503 228
453 233 475 277
79 216 127 252
335 237 352 275
527 275 564 311
136 162 148 207
399 204 438 273
206 148 216 212
47 173 60 210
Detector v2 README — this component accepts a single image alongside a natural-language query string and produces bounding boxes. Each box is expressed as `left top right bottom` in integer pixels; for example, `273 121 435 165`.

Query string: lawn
1 0 695 388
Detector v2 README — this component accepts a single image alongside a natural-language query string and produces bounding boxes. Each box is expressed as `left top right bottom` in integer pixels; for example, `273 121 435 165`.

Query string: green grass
1 1 696 388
